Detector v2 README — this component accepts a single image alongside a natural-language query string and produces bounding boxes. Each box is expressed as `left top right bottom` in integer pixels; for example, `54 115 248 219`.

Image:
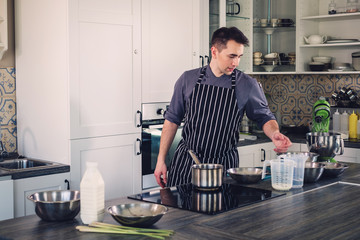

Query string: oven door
142 124 182 190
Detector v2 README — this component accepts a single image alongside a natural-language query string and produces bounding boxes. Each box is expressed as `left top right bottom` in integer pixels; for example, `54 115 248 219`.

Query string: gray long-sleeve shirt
165 66 275 129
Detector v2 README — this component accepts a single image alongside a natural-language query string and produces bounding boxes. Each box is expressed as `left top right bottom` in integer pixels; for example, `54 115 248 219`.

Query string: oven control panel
142 102 170 121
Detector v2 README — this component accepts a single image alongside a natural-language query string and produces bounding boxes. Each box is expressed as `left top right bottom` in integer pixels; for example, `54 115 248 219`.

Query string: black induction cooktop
128 183 285 215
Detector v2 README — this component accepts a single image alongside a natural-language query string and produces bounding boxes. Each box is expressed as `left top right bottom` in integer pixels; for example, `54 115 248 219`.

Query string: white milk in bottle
80 161 105 224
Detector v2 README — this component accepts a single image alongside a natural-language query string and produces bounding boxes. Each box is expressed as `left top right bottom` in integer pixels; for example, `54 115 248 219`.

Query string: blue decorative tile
0 67 16 152
2 126 17 153
255 74 360 127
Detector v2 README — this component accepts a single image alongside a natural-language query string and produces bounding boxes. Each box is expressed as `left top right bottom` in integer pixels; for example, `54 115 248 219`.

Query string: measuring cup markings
278 153 308 189
262 159 295 191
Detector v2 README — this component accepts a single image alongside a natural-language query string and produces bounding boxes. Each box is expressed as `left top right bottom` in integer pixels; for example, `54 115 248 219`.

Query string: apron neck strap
197 66 236 89
196 66 207 83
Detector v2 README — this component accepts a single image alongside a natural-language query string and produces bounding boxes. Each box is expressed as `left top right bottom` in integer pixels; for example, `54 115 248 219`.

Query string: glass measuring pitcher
278 152 308 188
262 159 295 191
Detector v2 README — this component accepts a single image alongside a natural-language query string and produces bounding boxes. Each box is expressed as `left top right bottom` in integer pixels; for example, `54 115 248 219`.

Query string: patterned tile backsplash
0 67 16 153
0 67 359 154
255 74 360 127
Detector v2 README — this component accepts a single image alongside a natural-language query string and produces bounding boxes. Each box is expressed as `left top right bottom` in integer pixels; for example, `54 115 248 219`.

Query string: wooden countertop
1 163 360 240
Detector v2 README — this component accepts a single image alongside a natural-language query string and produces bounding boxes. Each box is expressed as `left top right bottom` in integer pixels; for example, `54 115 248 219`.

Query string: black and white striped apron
167 66 242 187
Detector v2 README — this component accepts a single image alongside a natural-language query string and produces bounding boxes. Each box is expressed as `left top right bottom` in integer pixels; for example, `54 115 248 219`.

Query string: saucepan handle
336 138 344 156
262 160 270 179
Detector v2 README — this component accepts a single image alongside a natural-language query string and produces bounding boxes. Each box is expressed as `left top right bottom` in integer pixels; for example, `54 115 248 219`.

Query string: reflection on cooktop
128 183 285 215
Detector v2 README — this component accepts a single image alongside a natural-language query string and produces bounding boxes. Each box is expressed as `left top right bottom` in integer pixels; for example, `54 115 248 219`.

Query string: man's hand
263 120 292 153
271 132 292 153
154 158 167 188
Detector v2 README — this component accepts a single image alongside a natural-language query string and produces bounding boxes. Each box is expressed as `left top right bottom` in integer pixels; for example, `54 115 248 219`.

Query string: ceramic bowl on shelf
309 62 325 71
332 62 354 71
262 65 276 72
312 56 332 63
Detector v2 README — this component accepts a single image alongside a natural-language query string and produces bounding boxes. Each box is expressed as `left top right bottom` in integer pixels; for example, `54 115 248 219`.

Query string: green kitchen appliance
312 97 331 132
308 97 342 162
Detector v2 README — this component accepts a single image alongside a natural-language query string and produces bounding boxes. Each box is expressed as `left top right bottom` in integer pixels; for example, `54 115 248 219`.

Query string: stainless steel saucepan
189 150 223 190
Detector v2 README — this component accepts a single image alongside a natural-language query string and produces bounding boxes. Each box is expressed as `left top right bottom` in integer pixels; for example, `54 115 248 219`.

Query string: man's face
211 40 244 76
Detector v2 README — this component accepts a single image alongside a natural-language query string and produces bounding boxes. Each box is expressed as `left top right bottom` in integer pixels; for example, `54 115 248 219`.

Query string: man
154 27 292 188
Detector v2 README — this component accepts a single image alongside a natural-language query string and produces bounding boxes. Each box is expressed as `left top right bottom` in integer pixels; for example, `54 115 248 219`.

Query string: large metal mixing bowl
305 132 344 161
27 190 80 221
107 203 167 227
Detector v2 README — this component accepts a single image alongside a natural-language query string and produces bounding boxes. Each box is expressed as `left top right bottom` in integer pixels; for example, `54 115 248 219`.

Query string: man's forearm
158 120 179 162
263 119 280 140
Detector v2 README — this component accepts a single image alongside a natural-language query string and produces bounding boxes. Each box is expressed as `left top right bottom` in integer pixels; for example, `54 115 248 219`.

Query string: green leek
76 222 174 239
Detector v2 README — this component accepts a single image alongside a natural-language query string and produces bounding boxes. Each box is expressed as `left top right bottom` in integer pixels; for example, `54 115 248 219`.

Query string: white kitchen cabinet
16 0 141 162
238 144 261 167
0 0 8 59
296 0 360 74
334 147 360 163
238 142 302 167
0 177 13 221
13 172 70 218
141 0 207 103
15 0 142 195
70 134 141 200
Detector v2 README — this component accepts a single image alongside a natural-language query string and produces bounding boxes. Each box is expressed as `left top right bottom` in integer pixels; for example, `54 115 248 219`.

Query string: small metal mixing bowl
27 190 80 221
107 203 168 227
227 168 263 184
277 151 319 162
304 162 324 183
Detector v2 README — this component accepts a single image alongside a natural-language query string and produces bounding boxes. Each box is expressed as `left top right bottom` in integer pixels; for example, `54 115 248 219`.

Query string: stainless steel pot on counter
191 164 223 190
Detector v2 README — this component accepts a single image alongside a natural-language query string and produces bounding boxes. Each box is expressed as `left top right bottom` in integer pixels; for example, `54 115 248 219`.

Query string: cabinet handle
136 138 142 155
205 55 210 65
136 110 142 127
261 149 266 162
64 179 70 190
199 55 204 67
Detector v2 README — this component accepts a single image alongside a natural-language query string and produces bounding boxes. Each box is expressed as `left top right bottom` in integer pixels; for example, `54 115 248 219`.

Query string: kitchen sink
0 159 57 170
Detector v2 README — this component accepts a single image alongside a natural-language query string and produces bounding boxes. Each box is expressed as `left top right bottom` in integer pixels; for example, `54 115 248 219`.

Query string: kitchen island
1 163 360 240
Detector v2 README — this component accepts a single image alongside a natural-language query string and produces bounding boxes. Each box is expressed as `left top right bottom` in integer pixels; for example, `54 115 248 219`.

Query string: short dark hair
211 27 249 51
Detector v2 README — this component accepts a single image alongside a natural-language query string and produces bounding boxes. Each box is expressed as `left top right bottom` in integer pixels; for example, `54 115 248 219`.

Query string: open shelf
300 42 360 47
210 13 250 20
301 12 360 21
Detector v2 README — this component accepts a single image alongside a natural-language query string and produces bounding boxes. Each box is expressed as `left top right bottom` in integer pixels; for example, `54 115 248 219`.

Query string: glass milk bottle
80 161 105 224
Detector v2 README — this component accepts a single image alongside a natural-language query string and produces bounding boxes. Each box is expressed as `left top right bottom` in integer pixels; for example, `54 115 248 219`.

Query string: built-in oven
141 103 183 190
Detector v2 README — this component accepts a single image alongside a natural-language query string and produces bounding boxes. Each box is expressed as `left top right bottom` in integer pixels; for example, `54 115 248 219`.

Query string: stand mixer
312 97 330 132
306 97 344 162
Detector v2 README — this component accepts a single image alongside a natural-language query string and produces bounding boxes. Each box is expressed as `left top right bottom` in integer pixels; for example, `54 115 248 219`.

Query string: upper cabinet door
69 0 141 139
141 0 203 103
